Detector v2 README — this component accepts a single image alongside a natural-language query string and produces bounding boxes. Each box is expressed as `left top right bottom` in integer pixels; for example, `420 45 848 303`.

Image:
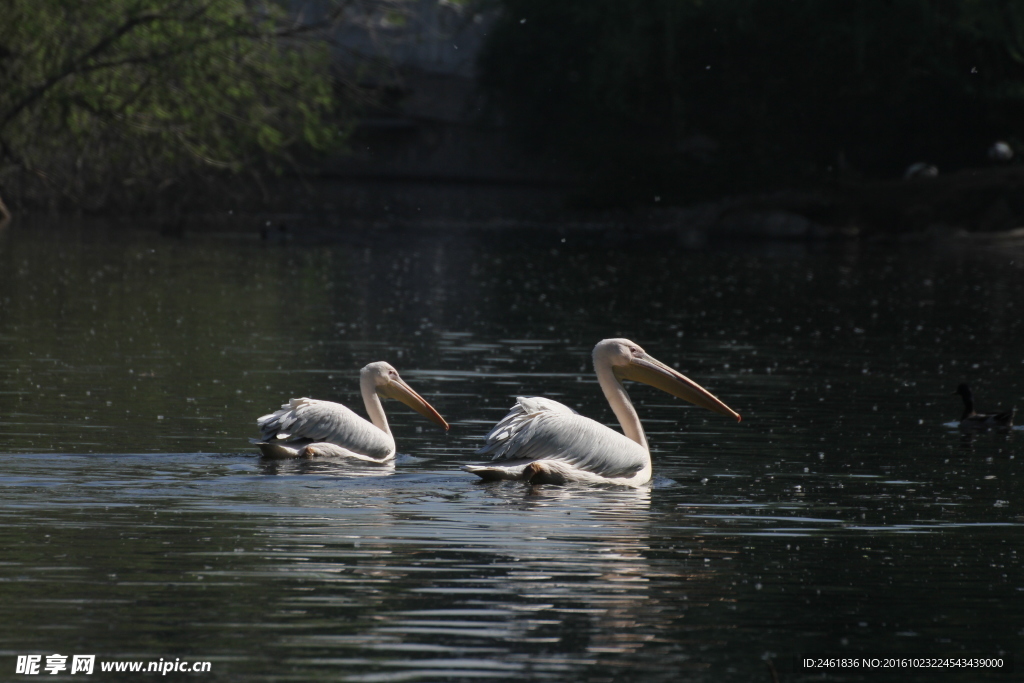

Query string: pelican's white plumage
253 362 448 460
463 339 740 486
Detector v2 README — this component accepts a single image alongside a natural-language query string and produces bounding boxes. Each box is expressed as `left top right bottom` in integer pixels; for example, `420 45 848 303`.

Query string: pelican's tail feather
463 459 597 485
251 438 308 459
461 463 530 481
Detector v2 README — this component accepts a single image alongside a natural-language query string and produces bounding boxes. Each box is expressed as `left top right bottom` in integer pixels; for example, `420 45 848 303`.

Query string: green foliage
479 0 1024 205
0 0 355 210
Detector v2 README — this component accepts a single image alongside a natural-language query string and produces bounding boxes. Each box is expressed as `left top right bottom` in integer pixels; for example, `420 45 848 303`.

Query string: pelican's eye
388 370 399 380
628 346 641 356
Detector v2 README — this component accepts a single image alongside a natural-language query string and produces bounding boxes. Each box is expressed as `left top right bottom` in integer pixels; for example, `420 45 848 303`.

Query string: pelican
463 338 741 486
253 362 448 459
954 383 1015 430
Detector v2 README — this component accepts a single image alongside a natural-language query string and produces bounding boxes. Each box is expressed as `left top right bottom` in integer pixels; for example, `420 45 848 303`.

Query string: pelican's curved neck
360 374 391 435
595 361 648 451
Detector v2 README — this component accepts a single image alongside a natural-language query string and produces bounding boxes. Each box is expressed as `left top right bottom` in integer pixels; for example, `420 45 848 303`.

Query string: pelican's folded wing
476 397 646 478
257 397 391 459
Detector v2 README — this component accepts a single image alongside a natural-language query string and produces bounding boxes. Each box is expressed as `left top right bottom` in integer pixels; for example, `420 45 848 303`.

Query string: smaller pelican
954 383 1015 430
464 338 740 486
254 362 448 459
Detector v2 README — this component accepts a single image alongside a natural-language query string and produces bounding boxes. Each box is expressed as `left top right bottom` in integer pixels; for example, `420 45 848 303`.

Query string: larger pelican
463 338 740 486
254 362 448 459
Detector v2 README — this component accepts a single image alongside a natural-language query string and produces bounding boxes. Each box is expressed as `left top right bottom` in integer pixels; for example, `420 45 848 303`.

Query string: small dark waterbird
954 383 1015 430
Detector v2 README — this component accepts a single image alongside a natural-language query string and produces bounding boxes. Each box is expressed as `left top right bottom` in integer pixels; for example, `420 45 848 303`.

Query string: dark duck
954 383 1015 429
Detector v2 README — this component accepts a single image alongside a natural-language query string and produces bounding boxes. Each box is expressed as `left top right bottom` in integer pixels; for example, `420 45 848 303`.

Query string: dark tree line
4 1 1023 216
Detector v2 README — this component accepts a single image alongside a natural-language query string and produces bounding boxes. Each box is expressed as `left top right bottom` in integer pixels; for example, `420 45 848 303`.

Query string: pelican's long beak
618 354 741 422
383 377 450 430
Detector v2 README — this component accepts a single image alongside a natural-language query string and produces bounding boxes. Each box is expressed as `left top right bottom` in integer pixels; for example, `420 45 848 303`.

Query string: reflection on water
0 219 1022 681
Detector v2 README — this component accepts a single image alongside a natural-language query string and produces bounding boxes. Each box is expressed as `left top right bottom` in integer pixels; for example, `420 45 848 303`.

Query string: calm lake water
0 217 1022 681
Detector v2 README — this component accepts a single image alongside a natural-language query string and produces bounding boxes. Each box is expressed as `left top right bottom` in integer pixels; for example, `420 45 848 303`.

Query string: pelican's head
362 362 449 430
594 338 741 422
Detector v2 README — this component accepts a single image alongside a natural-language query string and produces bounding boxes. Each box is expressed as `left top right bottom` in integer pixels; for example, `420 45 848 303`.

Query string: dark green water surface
0 219 1022 681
